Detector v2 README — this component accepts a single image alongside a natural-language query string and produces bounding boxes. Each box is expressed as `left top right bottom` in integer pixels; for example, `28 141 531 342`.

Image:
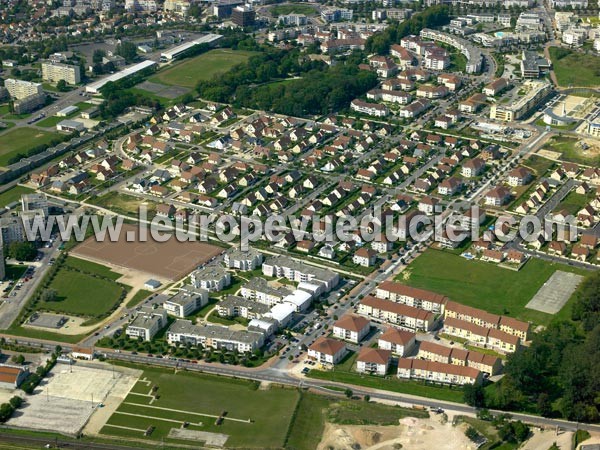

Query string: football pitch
101 367 299 448
149 49 257 88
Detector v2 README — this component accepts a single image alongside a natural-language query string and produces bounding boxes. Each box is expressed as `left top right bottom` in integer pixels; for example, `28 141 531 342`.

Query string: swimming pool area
495 31 505 38
461 252 475 260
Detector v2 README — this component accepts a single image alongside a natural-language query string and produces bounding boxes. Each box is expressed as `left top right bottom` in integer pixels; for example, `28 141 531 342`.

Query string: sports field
71 223 224 280
43 268 124 317
101 367 299 448
399 249 589 325
0 128 60 166
150 49 257 88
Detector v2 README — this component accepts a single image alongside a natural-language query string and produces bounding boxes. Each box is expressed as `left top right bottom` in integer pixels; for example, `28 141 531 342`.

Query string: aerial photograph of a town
0 0 599 448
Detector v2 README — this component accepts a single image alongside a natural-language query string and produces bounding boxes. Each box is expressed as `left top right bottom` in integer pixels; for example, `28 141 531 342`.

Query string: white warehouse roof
86 60 157 94
160 34 223 60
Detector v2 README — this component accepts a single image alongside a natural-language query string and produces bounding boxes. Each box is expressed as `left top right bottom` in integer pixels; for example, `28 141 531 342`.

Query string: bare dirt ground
72 224 224 280
318 413 475 450
521 428 573 450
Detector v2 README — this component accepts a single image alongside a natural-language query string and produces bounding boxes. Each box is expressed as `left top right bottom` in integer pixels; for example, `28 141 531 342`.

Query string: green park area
149 49 257 88
101 365 429 449
269 3 317 16
548 47 600 88
398 249 589 325
40 256 126 319
0 127 61 167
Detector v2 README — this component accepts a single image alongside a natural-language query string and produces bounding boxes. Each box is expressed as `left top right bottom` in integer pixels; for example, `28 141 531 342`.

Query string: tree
56 79 68 92
464 383 485 407
92 49 106 64
0 403 13 422
11 354 24 364
40 289 57 303
7 241 37 261
115 41 137 63
344 388 353 398
8 396 22 409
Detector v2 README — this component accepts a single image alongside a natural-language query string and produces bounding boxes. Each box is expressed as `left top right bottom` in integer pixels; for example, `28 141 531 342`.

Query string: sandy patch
318 413 475 450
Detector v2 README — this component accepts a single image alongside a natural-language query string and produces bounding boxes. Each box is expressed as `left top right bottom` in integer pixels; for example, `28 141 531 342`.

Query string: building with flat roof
21 193 48 216
262 256 339 294
490 81 552 122
217 295 270 319
42 61 81 85
190 265 231 291
231 5 255 27
166 319 265 353
126 306 168 341
240 277 293 307
224 247 263 270
160 34 223 61
86 60 157 94
5 78 43 100
163 285 208 317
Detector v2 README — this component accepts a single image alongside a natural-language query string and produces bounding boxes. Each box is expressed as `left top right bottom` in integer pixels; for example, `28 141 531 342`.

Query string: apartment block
42 62 81 85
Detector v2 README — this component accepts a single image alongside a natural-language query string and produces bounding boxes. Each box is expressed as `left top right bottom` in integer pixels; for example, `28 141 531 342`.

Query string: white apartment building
42 62 81 85
5 79 43 100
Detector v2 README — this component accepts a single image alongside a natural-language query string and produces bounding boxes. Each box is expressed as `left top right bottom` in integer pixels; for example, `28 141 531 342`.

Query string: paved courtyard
8 363 139 436
526 271 584 314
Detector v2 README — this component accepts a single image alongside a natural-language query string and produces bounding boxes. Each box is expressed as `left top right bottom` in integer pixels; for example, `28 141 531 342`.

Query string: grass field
0 185 33 207
0 128 60 167
549 47 600 88
556 190 594 215
43 270 124 317
286 393 328 450
63 256 122 280
90 191 156 217
101 366 299 448
545 135 600 165
307 369 466 403
150 49 257 88
399 249 589 325
269 3 317 16
125 289 153 308
36 116 65 128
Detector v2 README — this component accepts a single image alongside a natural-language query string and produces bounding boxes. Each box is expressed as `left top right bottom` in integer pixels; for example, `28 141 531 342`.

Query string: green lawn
0 128 61 167
150 49 257 87
400 249 589 325
286 393 329 450
523 155 555 177
43 269 124 317
556 190 594 215
0 185 33 207
5 265 28 280
544 135 600 166
101 366 300 448
63 256 122 280
549 47 600 88
307 369 466 403
36 116 64 128
269 3 317 16
125 289 152 308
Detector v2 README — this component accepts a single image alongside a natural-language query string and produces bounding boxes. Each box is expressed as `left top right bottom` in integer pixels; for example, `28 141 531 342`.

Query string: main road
2 334 600 435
